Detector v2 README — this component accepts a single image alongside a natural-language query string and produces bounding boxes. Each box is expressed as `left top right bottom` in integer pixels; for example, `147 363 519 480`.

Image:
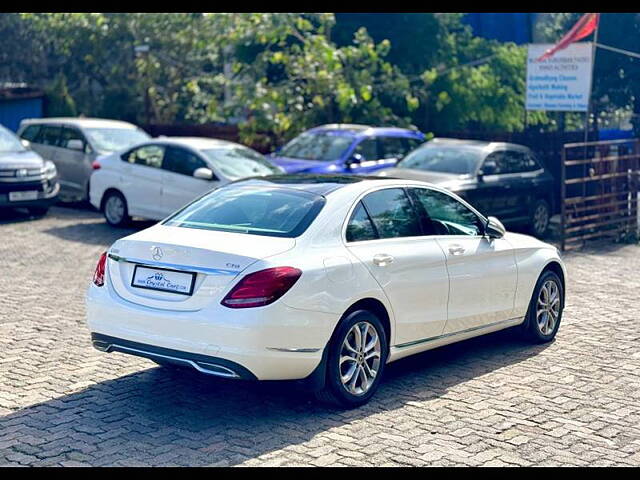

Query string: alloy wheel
339 321 382 396
533 203 549 236
105 195 124 225
536 279 560 335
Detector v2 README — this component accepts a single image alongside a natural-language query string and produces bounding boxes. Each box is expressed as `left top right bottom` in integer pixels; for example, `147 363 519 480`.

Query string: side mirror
67 139 85 151
21 139 31 149
346 153 363 169
485 216 506 239
193 167 215 180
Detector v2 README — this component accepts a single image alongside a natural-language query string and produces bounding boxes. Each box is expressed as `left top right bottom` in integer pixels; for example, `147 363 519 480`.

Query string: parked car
17 117 151 202
89 136 283 227
0 123 59 216
268 124 425 175
376 138 555 238
87 174 566 408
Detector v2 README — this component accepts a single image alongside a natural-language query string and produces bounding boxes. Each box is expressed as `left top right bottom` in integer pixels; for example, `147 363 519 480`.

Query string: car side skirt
388 316 525 363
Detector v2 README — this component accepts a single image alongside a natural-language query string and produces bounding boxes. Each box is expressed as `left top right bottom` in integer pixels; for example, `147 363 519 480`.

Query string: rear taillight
91 161 101 170
93 252 107 287
221 267 302 309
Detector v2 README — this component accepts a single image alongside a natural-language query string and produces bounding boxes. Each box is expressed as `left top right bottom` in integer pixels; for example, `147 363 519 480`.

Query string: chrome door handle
448 244 465 255
373 253 394 266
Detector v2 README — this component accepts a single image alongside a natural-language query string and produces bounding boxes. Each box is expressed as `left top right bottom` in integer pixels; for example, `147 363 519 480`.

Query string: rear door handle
448 244 465 255
373 253 394 266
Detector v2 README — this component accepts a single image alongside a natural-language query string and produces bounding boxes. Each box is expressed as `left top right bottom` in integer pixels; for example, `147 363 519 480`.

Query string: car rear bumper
91 332 258 380
86 281 334 381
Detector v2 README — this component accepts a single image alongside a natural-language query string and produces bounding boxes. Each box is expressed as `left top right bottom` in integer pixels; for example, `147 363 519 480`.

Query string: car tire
27 206 49 217
529 199 550 238
102 191 130 227
315 309 388 408
519 270 564 343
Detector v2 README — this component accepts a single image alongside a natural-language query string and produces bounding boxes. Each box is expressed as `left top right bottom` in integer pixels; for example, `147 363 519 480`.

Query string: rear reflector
93 252 107 287
91 161 101 170
221 267 302 308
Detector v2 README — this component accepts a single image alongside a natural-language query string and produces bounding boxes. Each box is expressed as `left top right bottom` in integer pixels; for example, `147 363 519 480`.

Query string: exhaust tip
92 340 111 352
195 361 239 378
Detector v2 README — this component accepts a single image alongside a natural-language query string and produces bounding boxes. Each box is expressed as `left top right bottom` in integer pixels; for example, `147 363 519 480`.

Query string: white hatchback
88 136 282 226
86 175 567 407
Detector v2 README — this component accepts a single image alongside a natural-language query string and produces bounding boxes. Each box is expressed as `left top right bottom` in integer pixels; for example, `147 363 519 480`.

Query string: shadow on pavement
43 220 155 246
0 329 551 466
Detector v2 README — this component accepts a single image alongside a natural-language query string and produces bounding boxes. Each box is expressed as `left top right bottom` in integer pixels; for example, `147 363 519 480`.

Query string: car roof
149 136 249 151
228 174 432 197
307 124 424 138
427 137 531 152
20 117 141 130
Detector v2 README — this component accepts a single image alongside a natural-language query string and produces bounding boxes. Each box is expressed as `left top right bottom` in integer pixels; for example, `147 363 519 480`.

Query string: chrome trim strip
394 317 524 349
108 344 240 378
107 253 240 276
266 347 322 353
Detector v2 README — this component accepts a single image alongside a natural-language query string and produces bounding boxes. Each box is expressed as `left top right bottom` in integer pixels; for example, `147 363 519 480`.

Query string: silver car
17 118 151 202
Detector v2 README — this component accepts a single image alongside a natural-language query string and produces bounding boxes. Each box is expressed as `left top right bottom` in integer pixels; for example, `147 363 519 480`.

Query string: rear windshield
163 185 325 238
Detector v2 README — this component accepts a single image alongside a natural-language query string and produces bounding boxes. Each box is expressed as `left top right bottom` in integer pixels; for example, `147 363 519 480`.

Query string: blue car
268 124 425 174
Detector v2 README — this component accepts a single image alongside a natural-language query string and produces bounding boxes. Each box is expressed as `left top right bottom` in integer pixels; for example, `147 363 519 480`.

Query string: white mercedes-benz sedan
86 175 566 407
88 136 282 227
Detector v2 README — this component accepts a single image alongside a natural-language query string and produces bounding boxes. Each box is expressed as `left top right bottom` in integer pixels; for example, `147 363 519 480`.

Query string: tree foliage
0 12 554 145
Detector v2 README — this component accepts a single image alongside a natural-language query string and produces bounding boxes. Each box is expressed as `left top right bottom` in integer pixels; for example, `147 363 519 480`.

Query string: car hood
376 167 471 187
268 155 338 174
0 149 45 169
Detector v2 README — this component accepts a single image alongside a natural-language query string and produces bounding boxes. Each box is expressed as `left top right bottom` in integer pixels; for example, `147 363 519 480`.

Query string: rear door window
123 144 165 168
354 138 379 161
346 202 378 242
378 136 412 159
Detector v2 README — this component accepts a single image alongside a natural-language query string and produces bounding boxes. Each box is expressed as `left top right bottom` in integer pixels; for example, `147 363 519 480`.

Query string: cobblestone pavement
1 205 639 466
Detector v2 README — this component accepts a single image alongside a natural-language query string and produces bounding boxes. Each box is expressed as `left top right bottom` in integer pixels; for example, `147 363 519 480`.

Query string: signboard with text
526 42 593 112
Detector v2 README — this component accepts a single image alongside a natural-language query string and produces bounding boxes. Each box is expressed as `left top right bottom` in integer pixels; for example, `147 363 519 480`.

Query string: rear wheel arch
100 187 125 211
338 298 392 351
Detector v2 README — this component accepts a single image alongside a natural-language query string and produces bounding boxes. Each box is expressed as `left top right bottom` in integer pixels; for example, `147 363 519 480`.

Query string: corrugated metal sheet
463 13 537 45
0 96 44 132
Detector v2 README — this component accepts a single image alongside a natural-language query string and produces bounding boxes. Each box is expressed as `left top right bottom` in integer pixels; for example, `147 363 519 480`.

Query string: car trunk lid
106 224 295 311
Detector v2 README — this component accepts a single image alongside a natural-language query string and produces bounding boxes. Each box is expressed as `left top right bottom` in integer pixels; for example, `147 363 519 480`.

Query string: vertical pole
561 146 567 251
582 27 600 198
584 28 599 145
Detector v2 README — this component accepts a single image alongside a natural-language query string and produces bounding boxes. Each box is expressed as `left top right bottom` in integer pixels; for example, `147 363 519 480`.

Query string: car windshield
397 145 485 175
278 132 354 161
0 125 26 153
201 147 281 180
84 127 150 153
163 186 325 238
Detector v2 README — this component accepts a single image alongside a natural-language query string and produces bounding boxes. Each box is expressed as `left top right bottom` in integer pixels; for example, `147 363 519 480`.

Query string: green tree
45 73 77 117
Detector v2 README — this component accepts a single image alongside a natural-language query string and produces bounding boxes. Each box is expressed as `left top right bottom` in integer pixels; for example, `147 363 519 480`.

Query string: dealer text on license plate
131 265 196 296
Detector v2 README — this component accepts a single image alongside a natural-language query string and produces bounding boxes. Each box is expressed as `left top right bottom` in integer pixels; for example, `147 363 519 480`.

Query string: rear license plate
9 190 38 201
131 265 196 296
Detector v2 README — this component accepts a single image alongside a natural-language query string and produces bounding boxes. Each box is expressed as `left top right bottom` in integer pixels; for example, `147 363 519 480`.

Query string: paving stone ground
1 205 639 466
